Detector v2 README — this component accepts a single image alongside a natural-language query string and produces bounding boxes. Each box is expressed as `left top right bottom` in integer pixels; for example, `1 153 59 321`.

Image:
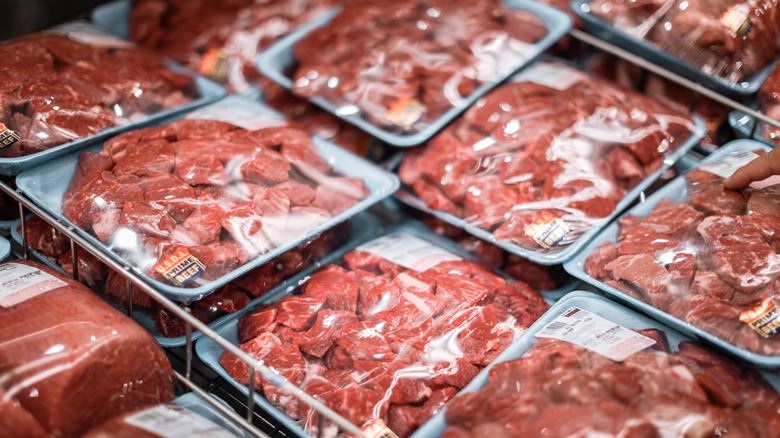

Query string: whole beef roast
0 260 174 438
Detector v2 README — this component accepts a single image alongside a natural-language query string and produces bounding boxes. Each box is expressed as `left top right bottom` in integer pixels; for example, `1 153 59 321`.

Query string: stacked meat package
215 230 549 437
4 0 780 436
399 60 700 261
0 260 175 437
0 25 199 158
587 0 780 86
287 0 550 135
584 144 780 357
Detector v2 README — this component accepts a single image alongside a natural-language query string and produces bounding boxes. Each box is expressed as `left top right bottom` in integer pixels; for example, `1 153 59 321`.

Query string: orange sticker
349 419 399 438
0 123 21 151
153 247 206 286
198 48 231 82
739 298 780 338
721 7 752 37
385 96 425 128
524 211 569 249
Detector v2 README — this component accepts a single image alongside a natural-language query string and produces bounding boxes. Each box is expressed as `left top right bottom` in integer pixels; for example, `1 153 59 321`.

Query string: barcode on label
535 307 656 362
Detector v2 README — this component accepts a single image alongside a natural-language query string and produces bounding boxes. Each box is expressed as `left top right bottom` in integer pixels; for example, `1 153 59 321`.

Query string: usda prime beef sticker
0 263 68 307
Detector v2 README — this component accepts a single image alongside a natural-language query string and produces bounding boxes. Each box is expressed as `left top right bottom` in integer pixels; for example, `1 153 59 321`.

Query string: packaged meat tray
414 290 780 438
0 235 9 262
728 62 780 146
257 0 572 147
83 393 250 438
10 211 379 347
395 59 707 266
0 260 175 438
572 0 780 97
564 139 780 367
0 21 226 177
196 222 551 438
14 95 400 302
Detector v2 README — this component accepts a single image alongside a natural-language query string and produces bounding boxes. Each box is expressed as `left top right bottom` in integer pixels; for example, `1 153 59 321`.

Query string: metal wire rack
2 26 779 438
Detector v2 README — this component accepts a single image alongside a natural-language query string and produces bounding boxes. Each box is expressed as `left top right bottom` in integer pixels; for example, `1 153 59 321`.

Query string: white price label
535 307 656 362
699 151 759 179
186 104 284 131
357 233 461 271
124 405 235 438
0 263 67 307
512 62 586 91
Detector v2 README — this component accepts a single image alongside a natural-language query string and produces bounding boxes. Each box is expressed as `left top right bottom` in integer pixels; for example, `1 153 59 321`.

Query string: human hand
722 147 780 190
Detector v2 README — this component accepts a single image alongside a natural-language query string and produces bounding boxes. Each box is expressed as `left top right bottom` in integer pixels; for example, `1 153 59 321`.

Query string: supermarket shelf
569 28 780 133
0 179 367 438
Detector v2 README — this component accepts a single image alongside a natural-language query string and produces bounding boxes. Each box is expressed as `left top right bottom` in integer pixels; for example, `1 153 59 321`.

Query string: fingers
723 148 780 190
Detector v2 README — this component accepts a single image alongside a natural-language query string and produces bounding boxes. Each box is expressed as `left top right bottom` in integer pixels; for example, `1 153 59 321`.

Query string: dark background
4 0 114 40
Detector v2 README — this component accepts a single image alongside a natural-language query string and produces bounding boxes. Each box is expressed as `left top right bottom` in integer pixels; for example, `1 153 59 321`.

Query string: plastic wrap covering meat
585 52 729 151
398 60 697 258
584 148 780 356
82 404 237 438
217 231 549 437
0 24 198 158
129 0 337 93
60 118 369 291
441 330 780 437
289 0 549 135
753 63 780 144
259 79 374 157
587 0 780 85
421 215 567 292
0 260 175 438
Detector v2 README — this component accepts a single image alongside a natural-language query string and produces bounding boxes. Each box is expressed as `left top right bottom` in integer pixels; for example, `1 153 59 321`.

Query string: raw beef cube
617 230 679 255
387 387 458 438
434 275 493 312
604 146 644 180
276 290 327 331
175 152 226 186
90 208 120 244
747 184 780 217
492 282 549 326
286 206 332 235
386 317 435 357
238 306 278 344
463 176 518 229
713 245 780 294
584 241 619 279
337 321 395 361
430 357 481 388
685 295 742 343
144 172 197 221
203 242 240 280
58 249 108 283
221 201 272 256
294 310 358 357
240 150 291 185
567 195 616 218
182 196 224 245
302 265 359 313
372 291 444 331
492 210 542 249
394 270 436 294
667 252 696 287
22 216 69 257
300 377 386 429
354 358 432 405
233 262 275 298
636 199 705 236
253 187 291 217
412 178 462 216
343 250 390 274
497 152 546 185
604 254 673 310
120 201 176 239
105 269 154 309
273 180 317 206
259 343 307 388
67 170 143 229
113 139 175 177
449 304 500 364
325 345 354 370
684 172 746 216
696 215 764 249
689 271 735 304
62 151 113 209
355 270 402 319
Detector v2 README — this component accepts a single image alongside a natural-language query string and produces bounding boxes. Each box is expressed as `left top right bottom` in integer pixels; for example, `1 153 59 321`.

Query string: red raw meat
144 172 197 222
66 170 144 229
337 321 395 361
617 230 679 255
58 249 108 283
238 306 278 344
387 387 458 438
605 253 673 310
20 216 69 258
294 310 358 357
120 201 176 240
434 275 493 312
584 241 619 279
302 265 359 313
276 290 327 331
241 150 292 185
